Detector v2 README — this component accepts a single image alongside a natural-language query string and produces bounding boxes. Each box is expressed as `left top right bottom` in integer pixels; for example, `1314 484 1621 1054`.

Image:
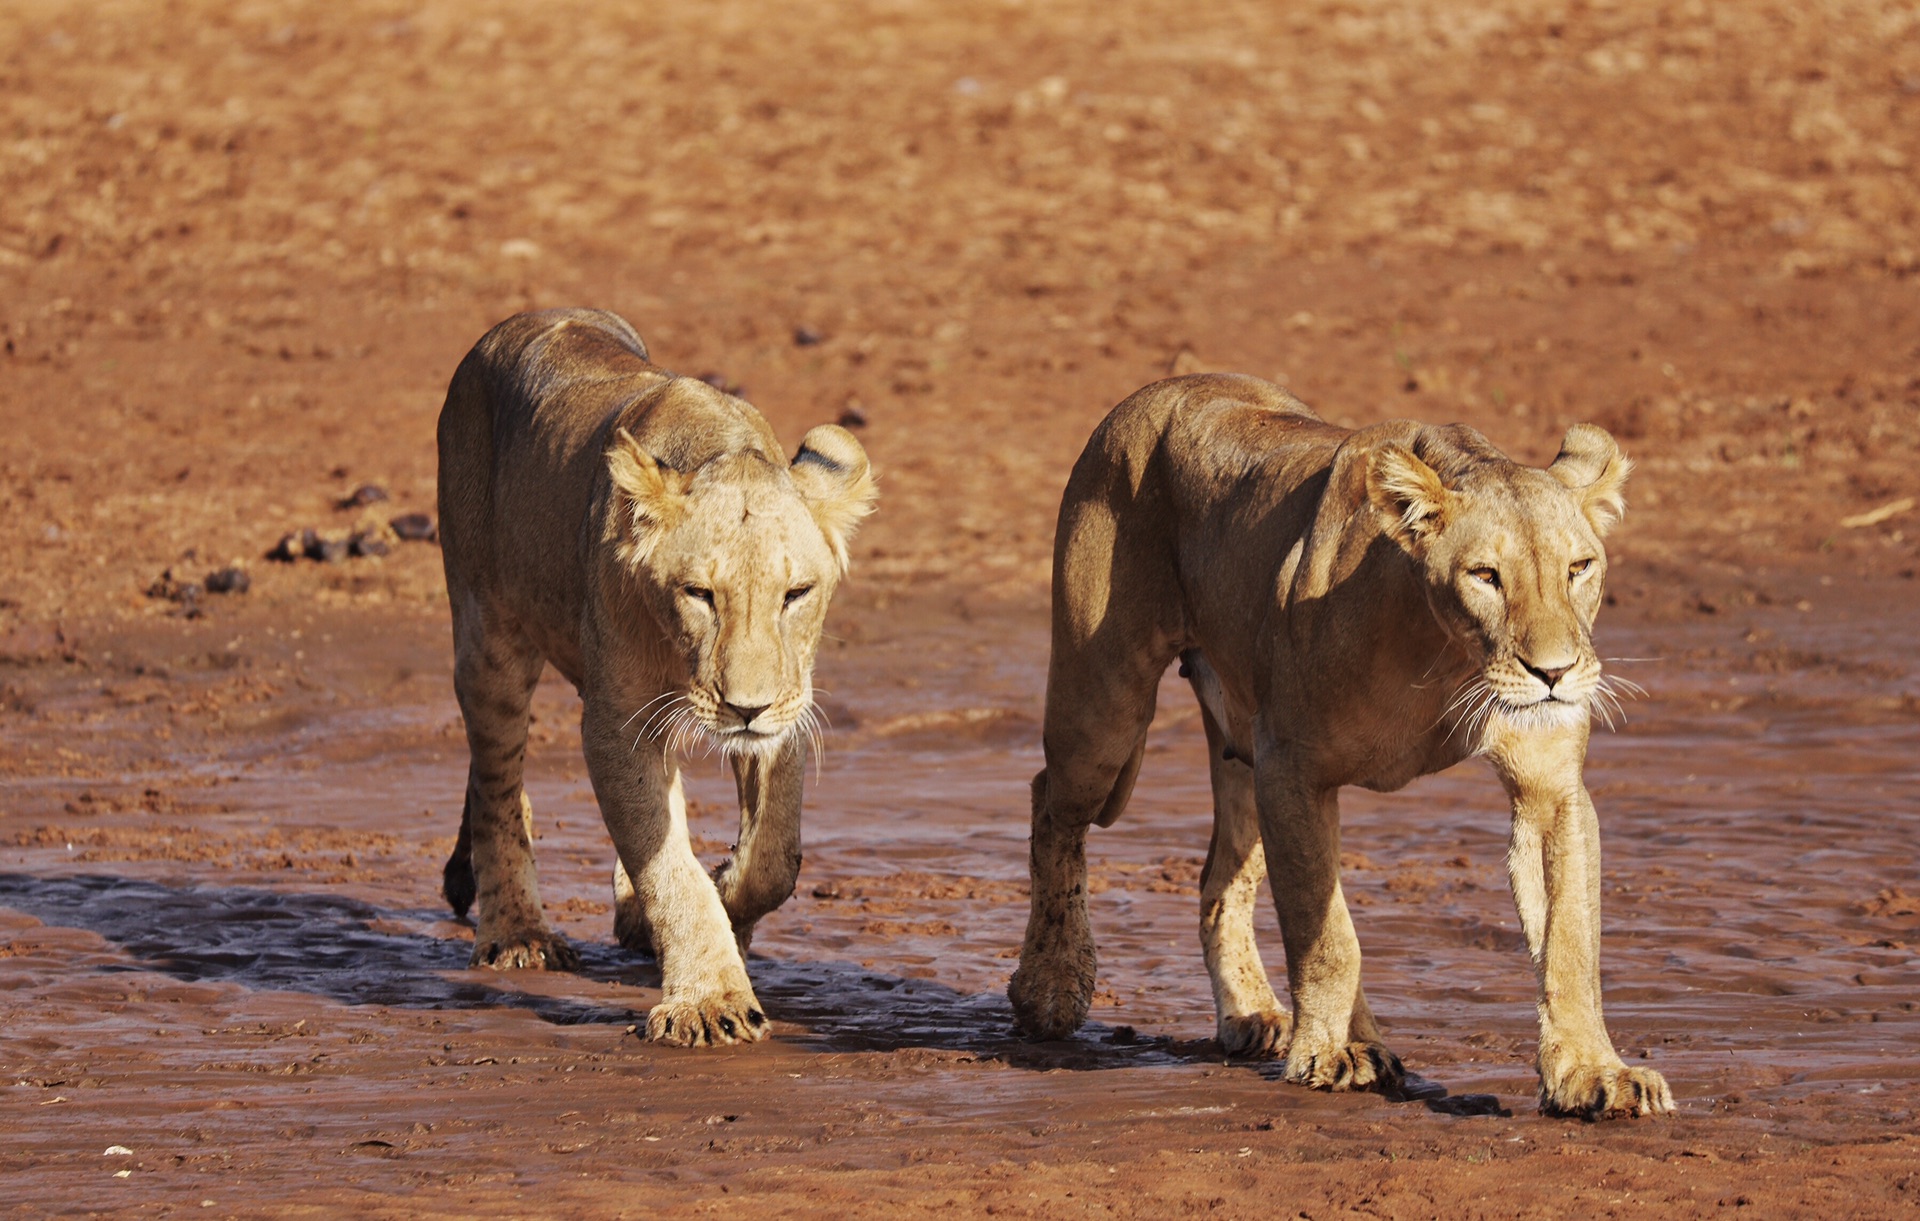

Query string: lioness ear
1368 443 1452 541
606 428 688 566
1548 422 1631 537
790 424 877 573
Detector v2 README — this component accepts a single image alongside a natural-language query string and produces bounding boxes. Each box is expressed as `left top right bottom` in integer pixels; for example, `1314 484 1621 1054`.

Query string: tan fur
1008 374 1671 1119
437 309 875 1047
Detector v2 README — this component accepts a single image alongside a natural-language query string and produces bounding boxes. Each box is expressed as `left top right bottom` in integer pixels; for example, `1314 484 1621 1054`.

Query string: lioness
437 309 875 1046
1008 374 1672 1119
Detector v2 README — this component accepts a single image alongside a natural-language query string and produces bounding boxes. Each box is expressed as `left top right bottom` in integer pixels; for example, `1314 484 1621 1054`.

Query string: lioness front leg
585 696 767 1047
1494 735 1672 1118
450 607 578 971
1256 756 1403 1092
1197 705 1289 1058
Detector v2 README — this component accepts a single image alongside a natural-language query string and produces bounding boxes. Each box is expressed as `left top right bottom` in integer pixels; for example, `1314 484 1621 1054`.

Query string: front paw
1218 1010 1292 1059
1542 1063 1674 1119
1284 1039 1405 1092
470 928 580 971
1008 947 1095 1041
645 993 770 1047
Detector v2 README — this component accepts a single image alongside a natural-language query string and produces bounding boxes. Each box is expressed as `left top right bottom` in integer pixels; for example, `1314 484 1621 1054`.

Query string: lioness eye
1469 567 1502 589
1569 558 1594 578
684 585 714 605
784 585 814 607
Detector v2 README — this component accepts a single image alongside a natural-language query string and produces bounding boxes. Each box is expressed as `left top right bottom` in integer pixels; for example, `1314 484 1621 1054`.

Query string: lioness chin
437 309 875 1047
1008 373 1672 1119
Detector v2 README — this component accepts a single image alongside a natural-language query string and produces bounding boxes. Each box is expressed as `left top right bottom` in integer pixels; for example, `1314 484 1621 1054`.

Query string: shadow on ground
0 871 1501 1113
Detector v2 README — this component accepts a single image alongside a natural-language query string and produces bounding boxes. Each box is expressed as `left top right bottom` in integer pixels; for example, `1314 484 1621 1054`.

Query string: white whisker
1409 642 1461 689
622 689 681 733
1606 675 1648 700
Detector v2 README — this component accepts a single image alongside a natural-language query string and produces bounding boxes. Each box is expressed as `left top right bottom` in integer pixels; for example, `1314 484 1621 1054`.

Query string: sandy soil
3 0 1918 1215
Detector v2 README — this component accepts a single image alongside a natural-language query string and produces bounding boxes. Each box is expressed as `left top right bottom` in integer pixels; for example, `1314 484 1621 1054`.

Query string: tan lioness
1008 374 1672 1119
437 309 875 1047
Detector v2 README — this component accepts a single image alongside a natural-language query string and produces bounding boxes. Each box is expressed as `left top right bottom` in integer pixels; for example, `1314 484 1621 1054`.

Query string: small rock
695 371 745 397
338 484 389 509
793 326 825 347
349 532 389 558
145 569 202 603
267 533 303 563
303 529 348 563
389 513 437 543
837 400 869 429
204 567 250 595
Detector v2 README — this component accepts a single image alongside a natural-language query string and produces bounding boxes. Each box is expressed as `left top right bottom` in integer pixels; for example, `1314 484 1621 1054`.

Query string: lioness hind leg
1010 456 1183 1041
442 789 533 919
712 739 806 958
1196 703 1289 1059
454 610 577 971
1257 771 1403 1092
1009 656 1162 1041
442 791 476 918
611 854 655 957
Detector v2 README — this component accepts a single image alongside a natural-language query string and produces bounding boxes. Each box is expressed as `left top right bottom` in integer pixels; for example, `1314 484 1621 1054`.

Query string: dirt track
2 0 1918 1215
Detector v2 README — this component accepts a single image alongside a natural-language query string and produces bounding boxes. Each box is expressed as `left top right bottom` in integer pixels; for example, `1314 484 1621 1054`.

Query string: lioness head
1368 422 1630 732
606 422 876 756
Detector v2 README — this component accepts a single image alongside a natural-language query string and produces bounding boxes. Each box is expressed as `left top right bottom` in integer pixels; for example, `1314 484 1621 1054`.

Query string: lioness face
1370 423 1630 732
608 424 877 757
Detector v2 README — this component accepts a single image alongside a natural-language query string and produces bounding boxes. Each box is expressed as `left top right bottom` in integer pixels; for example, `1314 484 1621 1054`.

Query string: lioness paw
645 995 769 1048
1542 1064 1673 1120
1218 1011 1292 1060
1008 952 1095 1041
470 930 580 972
1285 1040 1405 1093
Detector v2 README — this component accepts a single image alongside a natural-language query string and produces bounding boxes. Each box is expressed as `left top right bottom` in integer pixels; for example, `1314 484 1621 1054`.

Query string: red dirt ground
3 0 1917 1215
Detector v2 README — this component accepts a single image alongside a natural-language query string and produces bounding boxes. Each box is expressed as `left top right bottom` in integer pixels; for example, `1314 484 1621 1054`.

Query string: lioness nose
724 700 770 727
1521 659 1572 689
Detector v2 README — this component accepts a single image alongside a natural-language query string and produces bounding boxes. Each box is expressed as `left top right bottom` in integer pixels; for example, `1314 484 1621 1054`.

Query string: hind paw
645 993 769 1047
1218 1010 1292 1059
1285 1040 1405 1092
1008 950 1095 1041
1542 1063 1673 1119
470 929 579 971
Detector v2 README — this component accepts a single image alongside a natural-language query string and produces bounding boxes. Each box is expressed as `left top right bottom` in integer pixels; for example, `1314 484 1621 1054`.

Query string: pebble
204 567 250 595
302 529 348 563
338 483 390 509
837 400 869 429
389 513 437 542
145 569 202 603
793 325 825 347
271 516 433 558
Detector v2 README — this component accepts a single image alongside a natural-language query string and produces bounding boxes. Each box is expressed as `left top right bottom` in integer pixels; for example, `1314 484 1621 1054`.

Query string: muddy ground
3 0 1918 1215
